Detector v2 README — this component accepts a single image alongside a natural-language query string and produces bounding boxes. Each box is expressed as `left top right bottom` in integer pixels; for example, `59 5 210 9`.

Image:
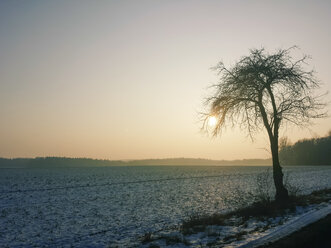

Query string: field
1 166 330 247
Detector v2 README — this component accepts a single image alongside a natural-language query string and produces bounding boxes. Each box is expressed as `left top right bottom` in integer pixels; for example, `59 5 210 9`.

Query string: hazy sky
1 0 330 160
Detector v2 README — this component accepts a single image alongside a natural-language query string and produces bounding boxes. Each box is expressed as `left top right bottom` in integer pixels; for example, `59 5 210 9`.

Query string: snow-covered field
0 166 330 247
142 201 331 248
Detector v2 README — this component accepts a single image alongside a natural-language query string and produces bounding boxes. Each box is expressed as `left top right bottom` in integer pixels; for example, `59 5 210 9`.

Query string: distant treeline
125 158 271 166
279 134 331 165
0 157 125 168
0 157 271 168
2 133 330 168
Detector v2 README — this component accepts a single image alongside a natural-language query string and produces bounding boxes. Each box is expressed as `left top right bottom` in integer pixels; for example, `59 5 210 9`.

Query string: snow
0 166 331 247
237 203 331 247
144 202 331 248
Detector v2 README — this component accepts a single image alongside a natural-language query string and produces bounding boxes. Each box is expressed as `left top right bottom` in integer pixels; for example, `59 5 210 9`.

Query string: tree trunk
257 90 289 202
270 138 289 202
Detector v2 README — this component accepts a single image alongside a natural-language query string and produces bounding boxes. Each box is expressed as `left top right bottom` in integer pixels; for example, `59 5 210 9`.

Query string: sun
208 116 217 127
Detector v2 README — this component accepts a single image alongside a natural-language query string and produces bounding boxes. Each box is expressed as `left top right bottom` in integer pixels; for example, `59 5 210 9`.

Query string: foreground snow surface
0 166 331 247
143 201 331 248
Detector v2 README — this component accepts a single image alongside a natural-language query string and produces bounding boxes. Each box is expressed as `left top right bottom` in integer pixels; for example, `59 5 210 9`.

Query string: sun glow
208 116 217 127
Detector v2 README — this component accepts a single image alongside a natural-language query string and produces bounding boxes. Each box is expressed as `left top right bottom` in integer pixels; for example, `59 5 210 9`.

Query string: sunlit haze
1 0 330 160
208 116 217 127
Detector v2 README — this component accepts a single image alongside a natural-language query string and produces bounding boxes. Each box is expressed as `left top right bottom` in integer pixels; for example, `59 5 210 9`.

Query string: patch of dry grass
180 188 331 235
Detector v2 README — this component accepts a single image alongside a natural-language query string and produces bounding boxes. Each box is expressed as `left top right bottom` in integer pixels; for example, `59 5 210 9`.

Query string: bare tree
203 47 326 202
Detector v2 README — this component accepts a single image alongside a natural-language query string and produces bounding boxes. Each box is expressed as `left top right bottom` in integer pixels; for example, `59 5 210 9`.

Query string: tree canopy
203 47 326 139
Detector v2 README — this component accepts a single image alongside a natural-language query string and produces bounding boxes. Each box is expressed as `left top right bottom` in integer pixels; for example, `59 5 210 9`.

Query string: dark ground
259 214 331 248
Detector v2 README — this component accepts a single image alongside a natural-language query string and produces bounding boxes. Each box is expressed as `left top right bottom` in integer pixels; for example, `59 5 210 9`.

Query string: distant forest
1 133 330 168
0 157 271 168
0 157 124 168
279 133 331 165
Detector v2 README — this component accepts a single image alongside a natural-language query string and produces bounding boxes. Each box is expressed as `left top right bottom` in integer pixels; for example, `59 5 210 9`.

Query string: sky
0 0 330 160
